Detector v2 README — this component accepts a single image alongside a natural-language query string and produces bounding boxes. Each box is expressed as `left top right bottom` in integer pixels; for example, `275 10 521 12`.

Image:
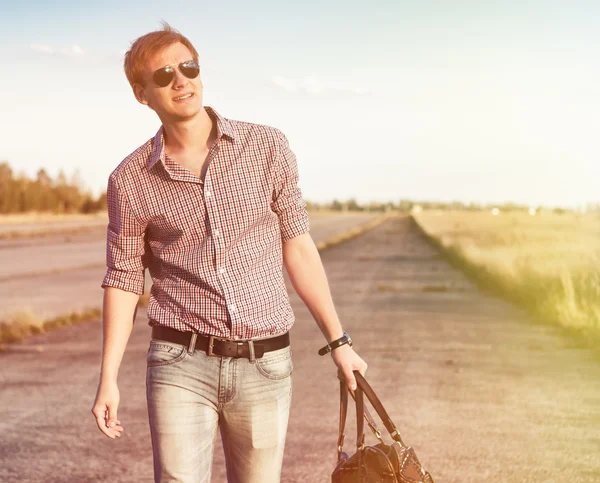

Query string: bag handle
338 379 386 459
355 376 366 450
336 370 406 456
349 387 384 441
337 379 348 460
353 370 406 446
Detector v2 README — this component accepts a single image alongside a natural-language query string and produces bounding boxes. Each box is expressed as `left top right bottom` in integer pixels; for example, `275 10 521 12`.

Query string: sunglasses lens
180 60 200 79
153 67 174 87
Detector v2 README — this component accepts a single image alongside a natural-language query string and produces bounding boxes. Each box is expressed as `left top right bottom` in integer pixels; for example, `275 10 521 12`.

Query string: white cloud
30 43 85 56
272 75 298 92
69 44 84 56
31 43 54 54
271 75 368 96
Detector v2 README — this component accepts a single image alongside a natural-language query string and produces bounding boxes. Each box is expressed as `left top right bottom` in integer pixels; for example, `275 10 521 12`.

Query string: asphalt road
1 214 599 482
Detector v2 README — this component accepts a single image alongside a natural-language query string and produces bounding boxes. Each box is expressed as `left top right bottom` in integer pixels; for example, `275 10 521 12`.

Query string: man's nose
172 68 189 89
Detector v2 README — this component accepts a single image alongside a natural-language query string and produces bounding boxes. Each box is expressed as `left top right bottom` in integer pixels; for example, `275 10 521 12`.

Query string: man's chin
161 105 203 123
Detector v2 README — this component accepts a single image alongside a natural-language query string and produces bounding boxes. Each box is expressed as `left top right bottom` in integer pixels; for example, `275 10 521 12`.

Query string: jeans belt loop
248 340 256 364
187 332 197 355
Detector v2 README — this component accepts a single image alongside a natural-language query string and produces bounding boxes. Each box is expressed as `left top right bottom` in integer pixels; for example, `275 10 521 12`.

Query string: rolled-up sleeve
271 130 310 241
101 173 148 294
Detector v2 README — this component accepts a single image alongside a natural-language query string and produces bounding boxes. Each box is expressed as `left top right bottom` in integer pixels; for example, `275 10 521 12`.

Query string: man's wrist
327 331 345 344
318 331 353 356
100 369 118 384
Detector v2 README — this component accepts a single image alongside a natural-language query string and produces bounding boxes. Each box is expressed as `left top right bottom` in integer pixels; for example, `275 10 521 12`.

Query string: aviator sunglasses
152 60 200 87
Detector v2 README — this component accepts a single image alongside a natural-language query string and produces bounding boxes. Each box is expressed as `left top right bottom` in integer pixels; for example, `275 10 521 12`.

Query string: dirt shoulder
1 215 599 482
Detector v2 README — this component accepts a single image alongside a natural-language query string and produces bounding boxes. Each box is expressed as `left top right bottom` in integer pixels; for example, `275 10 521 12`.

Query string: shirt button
205 190 211 197
229 303 237 313
214 229 220 237
219 268 225 274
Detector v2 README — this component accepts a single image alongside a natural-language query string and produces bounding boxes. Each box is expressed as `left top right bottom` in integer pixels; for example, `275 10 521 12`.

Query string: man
91 23 367 483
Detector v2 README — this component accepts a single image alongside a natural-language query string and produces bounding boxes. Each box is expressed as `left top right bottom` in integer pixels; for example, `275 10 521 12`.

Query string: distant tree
347 198 361 211
81 191 108 213
448 200 467 211
397 199 413 212
331 199 343 211
95 192 107 211
54 170 68 213
54 169 85 213
0 162 107 214
0 162 14 213
35 168 55 211
81 196 96 214
16 173 35 212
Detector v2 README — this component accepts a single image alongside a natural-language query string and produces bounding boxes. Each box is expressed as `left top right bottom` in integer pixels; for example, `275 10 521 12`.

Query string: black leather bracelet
318 332 353 356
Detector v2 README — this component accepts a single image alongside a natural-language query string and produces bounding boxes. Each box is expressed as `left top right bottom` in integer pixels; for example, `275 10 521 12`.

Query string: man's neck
162 107 213 152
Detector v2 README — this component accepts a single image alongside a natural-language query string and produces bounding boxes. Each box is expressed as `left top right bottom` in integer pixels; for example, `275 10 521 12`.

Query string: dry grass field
412 209 600 336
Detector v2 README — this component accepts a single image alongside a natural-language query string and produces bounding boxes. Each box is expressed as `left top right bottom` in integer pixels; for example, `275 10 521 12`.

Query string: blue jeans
145 333 293 483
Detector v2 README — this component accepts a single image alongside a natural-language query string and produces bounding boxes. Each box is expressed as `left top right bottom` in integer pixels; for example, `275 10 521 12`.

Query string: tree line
306 199 581 214
0 162 107 214
0 160 589 215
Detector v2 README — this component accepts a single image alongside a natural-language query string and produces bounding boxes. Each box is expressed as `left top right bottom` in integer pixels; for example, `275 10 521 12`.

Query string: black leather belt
151 326 290 359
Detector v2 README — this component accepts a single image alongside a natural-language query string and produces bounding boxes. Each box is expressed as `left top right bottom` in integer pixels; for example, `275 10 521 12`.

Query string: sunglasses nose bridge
171 65 191 88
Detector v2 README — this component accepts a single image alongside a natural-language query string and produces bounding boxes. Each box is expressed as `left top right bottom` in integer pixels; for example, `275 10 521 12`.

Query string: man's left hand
330 343 368 390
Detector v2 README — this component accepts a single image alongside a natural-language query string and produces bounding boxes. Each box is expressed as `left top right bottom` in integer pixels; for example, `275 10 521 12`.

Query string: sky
0 0 598 209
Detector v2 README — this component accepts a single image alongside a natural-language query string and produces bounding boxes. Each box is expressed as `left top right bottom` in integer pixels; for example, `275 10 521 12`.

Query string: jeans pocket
255 346 293 380
147 340 188 367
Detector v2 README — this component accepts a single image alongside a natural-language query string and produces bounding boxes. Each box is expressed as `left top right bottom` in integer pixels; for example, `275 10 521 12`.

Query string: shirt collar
148 105 236 170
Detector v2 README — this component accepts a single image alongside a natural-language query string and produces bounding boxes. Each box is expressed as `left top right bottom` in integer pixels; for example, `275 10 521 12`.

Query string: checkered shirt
101 106 310 339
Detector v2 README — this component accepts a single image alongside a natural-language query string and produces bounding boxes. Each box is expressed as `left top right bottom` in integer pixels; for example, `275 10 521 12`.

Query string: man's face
134 42 203 121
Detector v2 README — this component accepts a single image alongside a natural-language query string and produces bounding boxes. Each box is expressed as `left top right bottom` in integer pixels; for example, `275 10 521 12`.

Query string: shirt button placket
205 186 225 328
205 190 235 336
204 180 238 339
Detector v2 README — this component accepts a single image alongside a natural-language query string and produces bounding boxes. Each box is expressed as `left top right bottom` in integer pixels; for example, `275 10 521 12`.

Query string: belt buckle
207 335 228 357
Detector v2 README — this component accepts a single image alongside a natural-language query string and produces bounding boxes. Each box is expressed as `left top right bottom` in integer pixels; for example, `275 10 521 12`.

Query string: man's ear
132 83 149 106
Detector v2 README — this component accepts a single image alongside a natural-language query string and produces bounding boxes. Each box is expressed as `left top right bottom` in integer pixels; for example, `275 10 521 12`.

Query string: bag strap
355 376 366 450
338 379 385 458
337 380 348 460
353 370 406 446
349 389 384 442
337 372 407 458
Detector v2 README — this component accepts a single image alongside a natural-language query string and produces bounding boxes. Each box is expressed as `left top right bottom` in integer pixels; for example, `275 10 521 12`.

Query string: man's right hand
91 381 124 439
